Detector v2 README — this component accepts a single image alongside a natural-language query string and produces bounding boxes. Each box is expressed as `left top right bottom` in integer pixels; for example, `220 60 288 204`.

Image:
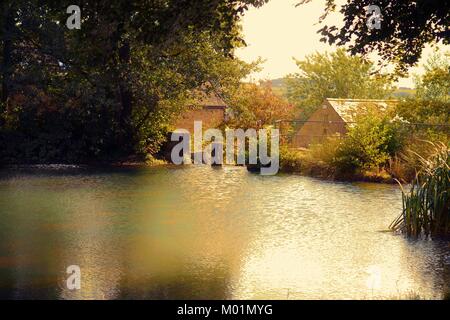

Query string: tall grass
390 142 450 238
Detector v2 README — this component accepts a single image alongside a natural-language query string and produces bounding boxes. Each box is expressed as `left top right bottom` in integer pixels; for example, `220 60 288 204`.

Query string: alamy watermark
66 265 81 290
366 5 382 30
171 121 280 175
66 5 81 30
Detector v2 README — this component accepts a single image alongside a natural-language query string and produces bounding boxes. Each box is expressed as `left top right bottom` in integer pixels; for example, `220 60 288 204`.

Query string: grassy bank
279 137 449 184
279 146 396 183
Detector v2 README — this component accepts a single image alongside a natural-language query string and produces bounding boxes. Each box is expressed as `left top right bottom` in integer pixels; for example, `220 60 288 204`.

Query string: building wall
174 107 225 134
291 102 347 148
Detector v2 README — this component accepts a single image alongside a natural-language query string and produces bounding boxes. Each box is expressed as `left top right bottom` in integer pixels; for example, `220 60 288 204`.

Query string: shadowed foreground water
0 165 448 300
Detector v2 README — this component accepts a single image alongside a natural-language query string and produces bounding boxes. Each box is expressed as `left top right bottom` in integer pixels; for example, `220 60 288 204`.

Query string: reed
390 142 450 238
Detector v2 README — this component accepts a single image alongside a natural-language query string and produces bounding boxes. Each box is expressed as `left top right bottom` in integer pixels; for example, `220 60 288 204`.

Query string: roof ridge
326 98 398 102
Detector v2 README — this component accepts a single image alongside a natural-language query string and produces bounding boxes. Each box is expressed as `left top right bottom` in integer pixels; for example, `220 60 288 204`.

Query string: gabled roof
197 91 228 108
325 98 398 122
192 85 228 109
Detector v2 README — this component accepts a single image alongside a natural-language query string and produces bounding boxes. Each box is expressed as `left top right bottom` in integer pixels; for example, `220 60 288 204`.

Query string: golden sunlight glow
236 0 449 87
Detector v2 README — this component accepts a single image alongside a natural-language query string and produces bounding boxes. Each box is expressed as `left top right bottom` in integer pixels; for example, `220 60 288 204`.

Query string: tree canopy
285 49 393 120
0 0 266 163
228 82 294 129
298 0 450 74
395 52 450 127
414 52 450 103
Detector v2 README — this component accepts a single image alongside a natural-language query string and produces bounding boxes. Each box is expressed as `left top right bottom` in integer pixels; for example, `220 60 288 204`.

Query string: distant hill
270 78 286 88
393 87 416 97
268 78 416 99
267 78 287 97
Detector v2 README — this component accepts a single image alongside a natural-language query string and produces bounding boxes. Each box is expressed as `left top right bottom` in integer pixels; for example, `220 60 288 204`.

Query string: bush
333 108 407 173
279 144 336 178
279 147 304 172
309 136 341 166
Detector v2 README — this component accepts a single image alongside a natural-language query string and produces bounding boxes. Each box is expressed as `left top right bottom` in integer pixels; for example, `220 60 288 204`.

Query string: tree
0 0 267 163
0 2 14 105
334 105 405 172
394 52 450 133
285 49 393 120
228 82 294 129
298 0 450 74
414 52 450 103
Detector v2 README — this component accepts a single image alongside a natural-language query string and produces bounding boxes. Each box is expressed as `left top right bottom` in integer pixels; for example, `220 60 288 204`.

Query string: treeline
0 0 266 164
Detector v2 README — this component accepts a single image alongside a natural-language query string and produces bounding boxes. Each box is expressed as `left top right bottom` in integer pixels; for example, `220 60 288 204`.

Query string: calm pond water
0 165 448 300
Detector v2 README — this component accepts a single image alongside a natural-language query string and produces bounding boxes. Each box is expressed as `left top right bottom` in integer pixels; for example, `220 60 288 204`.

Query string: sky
235 0 448 88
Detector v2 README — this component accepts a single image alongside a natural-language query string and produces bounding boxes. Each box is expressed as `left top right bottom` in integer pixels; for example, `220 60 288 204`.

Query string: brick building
173 92 228 134
291 98 398 148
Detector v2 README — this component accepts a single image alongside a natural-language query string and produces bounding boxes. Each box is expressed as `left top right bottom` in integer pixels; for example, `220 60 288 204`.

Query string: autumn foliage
228 83 294 129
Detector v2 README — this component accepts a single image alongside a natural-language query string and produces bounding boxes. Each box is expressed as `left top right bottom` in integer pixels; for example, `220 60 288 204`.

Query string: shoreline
278 167 399 184
1 161 400 184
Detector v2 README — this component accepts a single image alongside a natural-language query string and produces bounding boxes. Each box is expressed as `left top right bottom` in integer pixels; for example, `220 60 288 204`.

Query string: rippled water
0 165 448 299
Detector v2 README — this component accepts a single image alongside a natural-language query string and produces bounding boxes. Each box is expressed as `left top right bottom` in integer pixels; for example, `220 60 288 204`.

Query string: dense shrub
0 92 125 164
279 147 304 172
309 137 341 166
333 108 407 173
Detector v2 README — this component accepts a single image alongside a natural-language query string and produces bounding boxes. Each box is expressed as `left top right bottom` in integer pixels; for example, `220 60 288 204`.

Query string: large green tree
285 49 393 120
414 52 450 103
395 52 450 128
0 0 266 163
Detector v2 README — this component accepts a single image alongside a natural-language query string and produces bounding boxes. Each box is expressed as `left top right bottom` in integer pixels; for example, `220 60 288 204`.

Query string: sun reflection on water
0 166 447 299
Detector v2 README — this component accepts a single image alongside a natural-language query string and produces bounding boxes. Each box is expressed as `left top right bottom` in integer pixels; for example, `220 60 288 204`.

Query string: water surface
0 165 448 299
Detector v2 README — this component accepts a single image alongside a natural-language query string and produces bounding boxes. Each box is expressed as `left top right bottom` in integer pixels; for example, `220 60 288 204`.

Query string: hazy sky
236 0 448 88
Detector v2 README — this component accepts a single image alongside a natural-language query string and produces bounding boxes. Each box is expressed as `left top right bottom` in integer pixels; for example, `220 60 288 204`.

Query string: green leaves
334 106 405 172
0 0 264 163
414 52 450 103
285 49 393 120
303 0 450 75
